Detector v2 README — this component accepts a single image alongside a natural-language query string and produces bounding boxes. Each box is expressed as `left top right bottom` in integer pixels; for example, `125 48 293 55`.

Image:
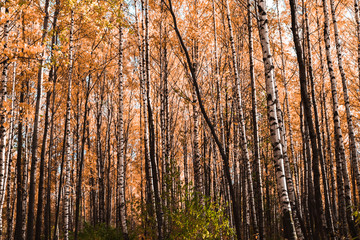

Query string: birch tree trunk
329 0 360 206
191 0 204 201
136 1 155 235
159 3 170 231
144 0 163 237
2 63 15 240
322 0 358 236
355 0 360 89
211 0 226 207
183 122 188 192
64 10 74 240
105 102 112 226
275 1 299 202
73 75 90 240
192 87 203 196
139 0 157 235
315 2 338 224
275 3 305 238
6 145 15 240
22 124 31 239
256 1 297 239
116 23 129 240
0 2 9 236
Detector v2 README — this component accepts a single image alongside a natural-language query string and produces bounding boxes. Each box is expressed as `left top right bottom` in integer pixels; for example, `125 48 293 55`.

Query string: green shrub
168 194 235 239
75 223 129 240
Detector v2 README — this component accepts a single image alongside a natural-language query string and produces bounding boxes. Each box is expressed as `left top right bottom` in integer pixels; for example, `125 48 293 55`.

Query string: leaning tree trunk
288 0 327 238
256 1 297 239
167 0 241 238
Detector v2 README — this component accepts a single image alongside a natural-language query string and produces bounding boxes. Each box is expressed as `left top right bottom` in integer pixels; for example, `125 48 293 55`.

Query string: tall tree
256 1 297 239
322 0 358 236
248 1 264 238
0 1 9 236
224 0 258 236
116 21 129 239
329 0 360 204
304 4 334 236
288 0 326 237
26 0 51 237
64 9 75 240
166 0 242 238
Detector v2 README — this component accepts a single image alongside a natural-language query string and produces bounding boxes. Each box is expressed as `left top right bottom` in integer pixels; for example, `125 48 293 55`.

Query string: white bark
329 0 360 202
117 23 128 237
322 0 357 236
0 2 9 236
64 10 74 240
355 0 360 88
256 1 297 239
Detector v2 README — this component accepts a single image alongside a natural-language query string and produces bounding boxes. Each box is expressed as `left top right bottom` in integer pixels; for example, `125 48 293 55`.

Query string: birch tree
116 22 129 239
256 1 297 238
64 9 75 240
322 0 358 236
